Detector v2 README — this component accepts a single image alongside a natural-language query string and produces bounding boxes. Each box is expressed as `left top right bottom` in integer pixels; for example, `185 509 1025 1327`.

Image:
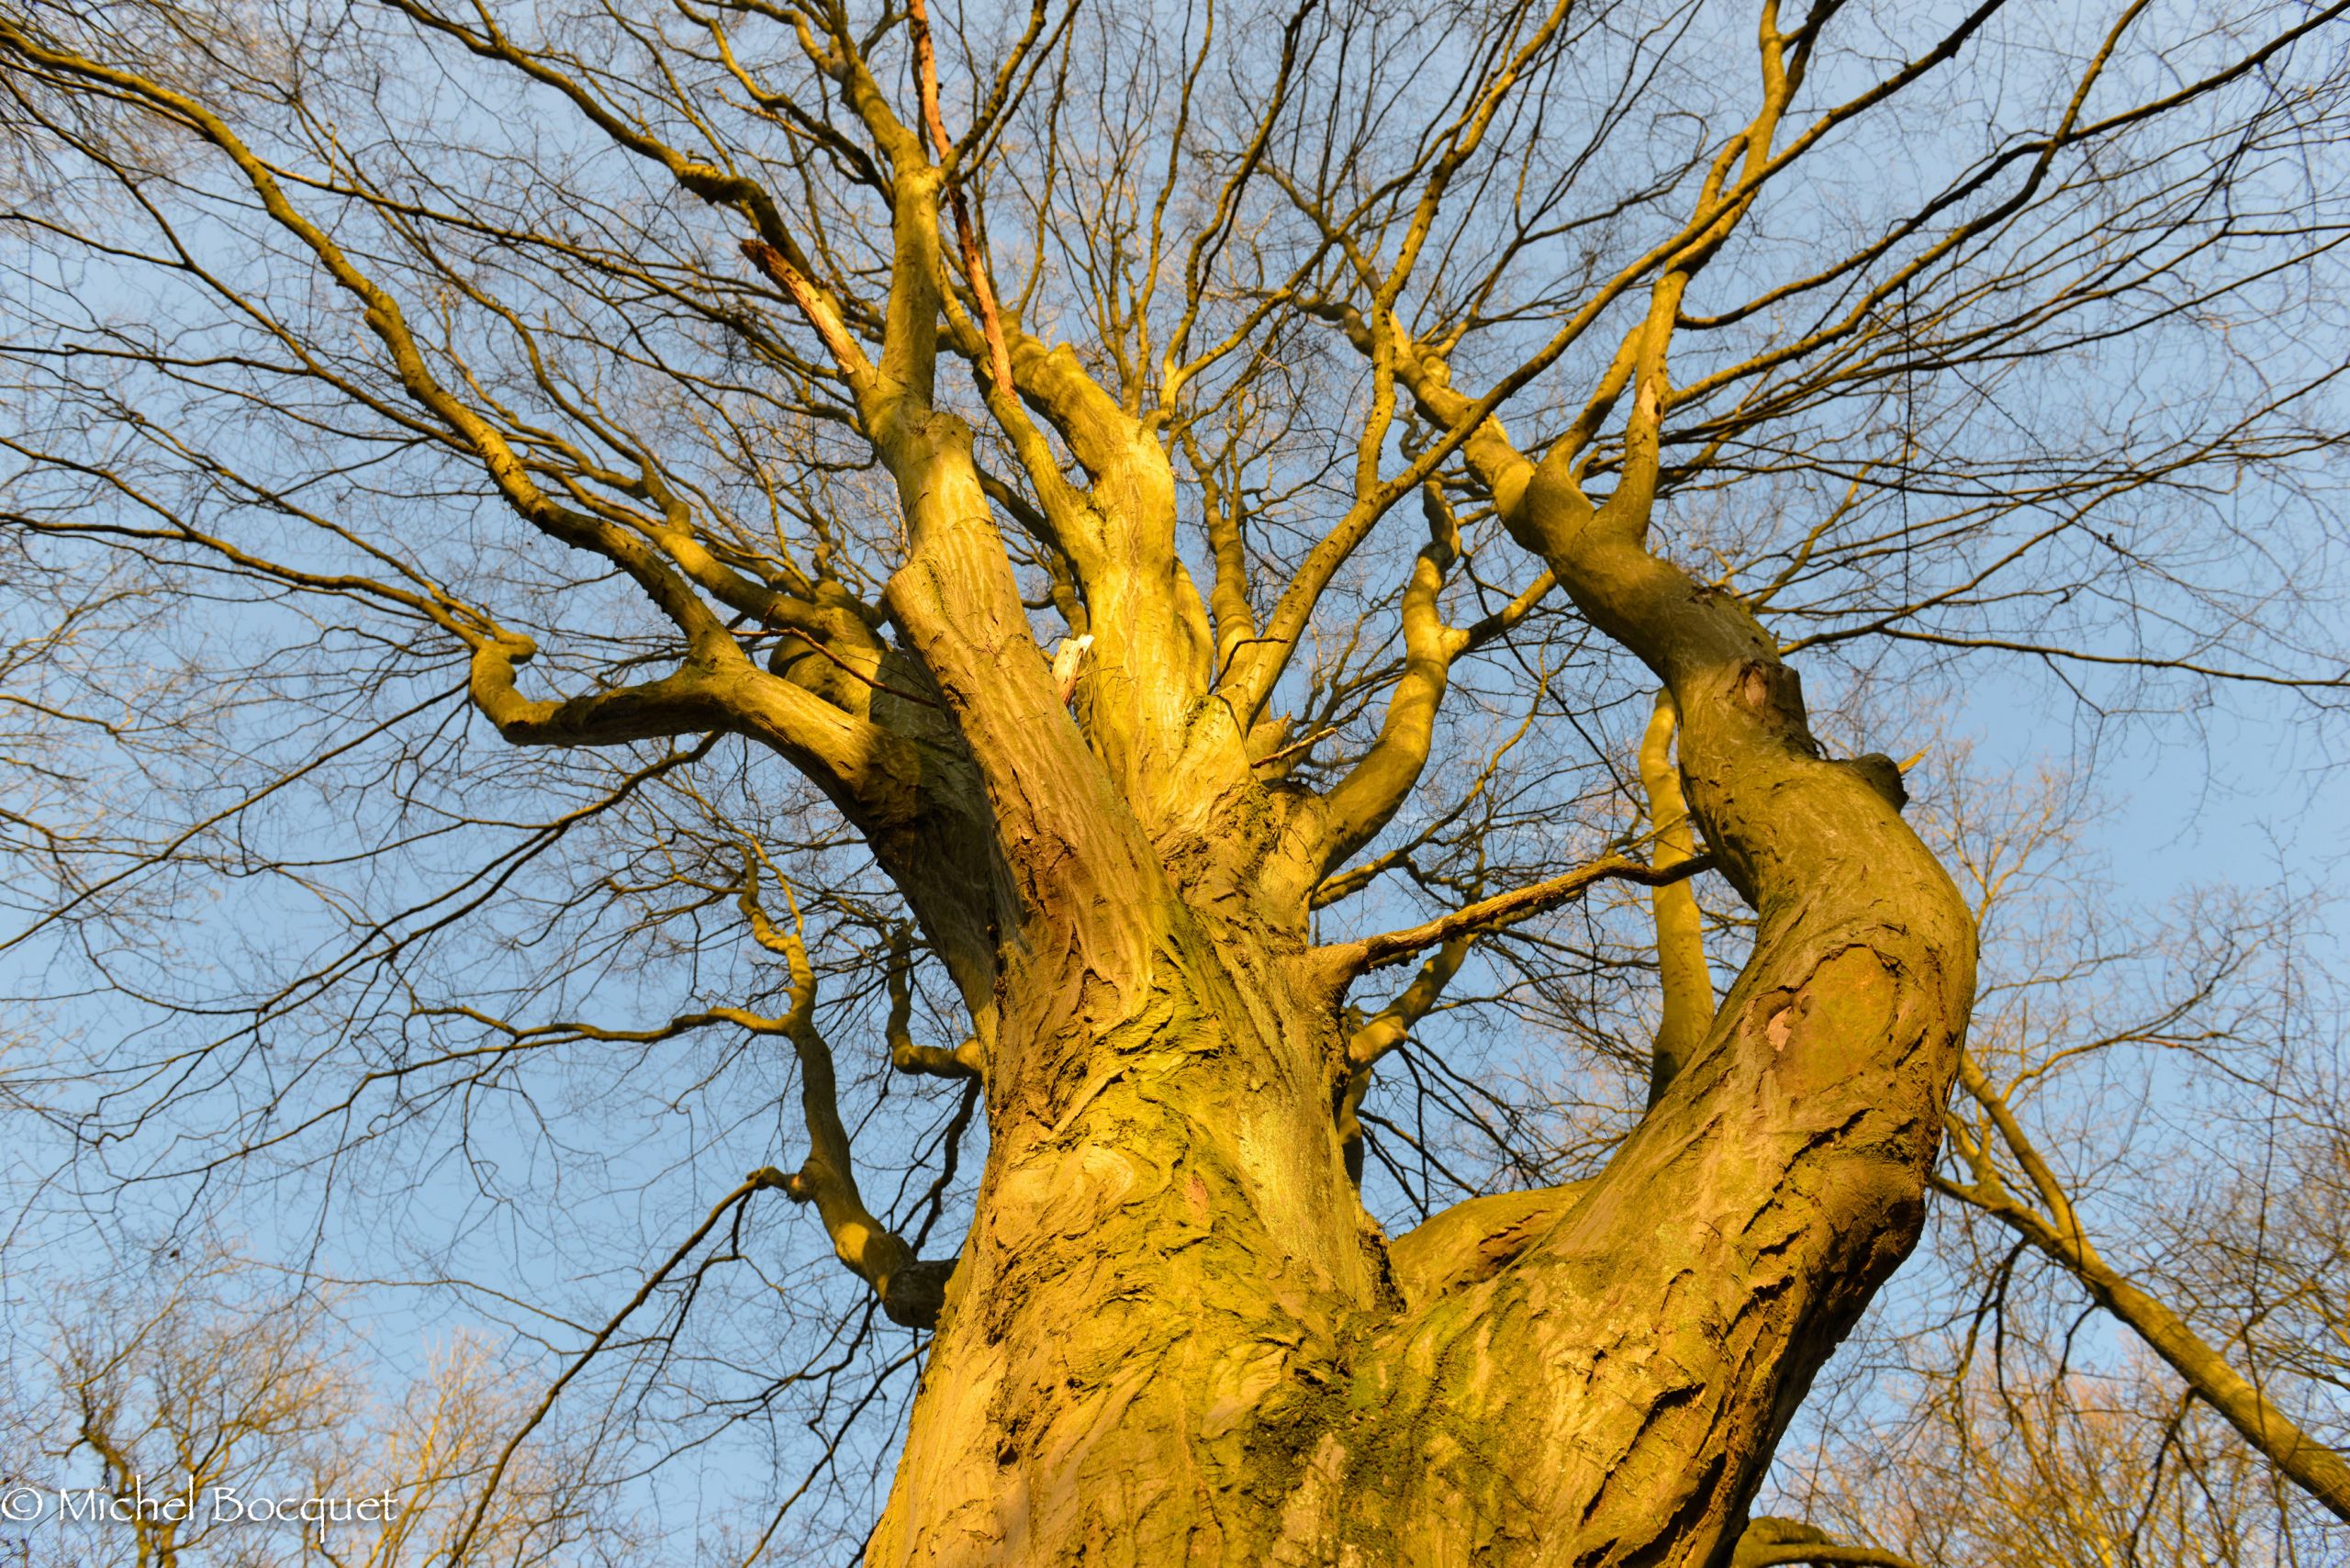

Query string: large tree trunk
866 676 1974 1564
834 73 1978 1553
871 911 1386 1562
861 383 1976 1563
870 832 1969 1565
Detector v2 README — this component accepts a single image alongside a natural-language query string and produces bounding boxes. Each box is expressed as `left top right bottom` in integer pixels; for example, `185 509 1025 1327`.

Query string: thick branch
1730 1517 1922 1568
1337 854 1712 978
1941 1052 2350 1521
1296 485 1470 879
1640 688 1715 1105
1292 28 1981 1555
740 860 953 1329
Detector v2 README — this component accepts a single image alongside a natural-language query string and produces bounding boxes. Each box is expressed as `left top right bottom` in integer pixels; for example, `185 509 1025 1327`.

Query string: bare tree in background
0 1248 631 1566
0 0 2344 1562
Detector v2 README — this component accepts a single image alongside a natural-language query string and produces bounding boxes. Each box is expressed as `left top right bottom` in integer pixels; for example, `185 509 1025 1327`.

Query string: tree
0 0 2344 1562
0 1246 632 1566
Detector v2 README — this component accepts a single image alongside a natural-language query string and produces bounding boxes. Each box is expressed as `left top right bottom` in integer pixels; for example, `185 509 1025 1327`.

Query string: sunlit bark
1 0 2342 1562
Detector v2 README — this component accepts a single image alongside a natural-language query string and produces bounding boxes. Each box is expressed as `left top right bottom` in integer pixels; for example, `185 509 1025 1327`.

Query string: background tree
0 1245 632 1568
0 0 2344 1562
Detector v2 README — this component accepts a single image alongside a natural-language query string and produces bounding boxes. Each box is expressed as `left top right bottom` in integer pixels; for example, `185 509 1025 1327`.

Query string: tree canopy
0 0 2344 1562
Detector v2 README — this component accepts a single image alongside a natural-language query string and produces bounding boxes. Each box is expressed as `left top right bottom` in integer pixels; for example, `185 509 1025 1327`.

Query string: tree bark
868 913 1387 1564
862 583 1976 1564
856 349 1979 1566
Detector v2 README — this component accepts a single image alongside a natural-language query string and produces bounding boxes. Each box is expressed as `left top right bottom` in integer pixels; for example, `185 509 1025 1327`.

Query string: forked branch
739 851 956 1329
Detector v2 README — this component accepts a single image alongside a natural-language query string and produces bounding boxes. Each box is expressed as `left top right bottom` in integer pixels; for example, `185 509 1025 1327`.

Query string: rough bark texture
862 368 1979 1562
0 15 1982 1561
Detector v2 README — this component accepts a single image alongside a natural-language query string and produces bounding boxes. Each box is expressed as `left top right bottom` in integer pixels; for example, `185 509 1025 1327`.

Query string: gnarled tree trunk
834 13 1981 1558
0 8 1984 1562
862 361 1976 1563
865 603 1974 1564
